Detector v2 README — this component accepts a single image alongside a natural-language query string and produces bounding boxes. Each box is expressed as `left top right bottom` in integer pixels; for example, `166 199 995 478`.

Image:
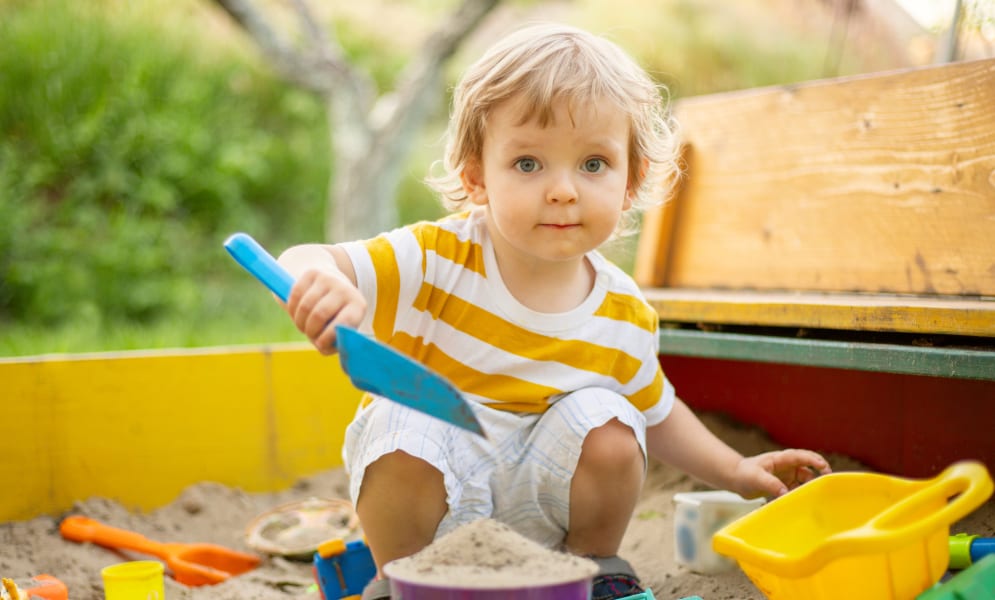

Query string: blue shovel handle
224 233 295 302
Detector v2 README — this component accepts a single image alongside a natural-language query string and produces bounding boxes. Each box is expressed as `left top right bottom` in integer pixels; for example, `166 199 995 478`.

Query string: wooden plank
634 188 676 287
658 328 995 380
640 57 995 296
634 145 687 287
643 288 995 337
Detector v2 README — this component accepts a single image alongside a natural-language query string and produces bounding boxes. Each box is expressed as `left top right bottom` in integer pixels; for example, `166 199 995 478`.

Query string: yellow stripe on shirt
390 331 563 411
626 368 664 412
594 291 659 333
411 220 486 276
366 235 401 340
412 283 642 385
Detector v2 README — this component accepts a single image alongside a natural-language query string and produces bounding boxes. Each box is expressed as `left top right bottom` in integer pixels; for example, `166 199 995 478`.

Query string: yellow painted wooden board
634 151 683 289
0 344 361 522
636 58 995 296
643 289 995 337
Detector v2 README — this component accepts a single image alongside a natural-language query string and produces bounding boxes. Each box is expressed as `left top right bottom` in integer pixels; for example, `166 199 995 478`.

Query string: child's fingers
291 273 340 329
312 322 339 355
770 449 831 476
283 269 366 355
794 465 820 485
302 293 339 337
760 471 790 498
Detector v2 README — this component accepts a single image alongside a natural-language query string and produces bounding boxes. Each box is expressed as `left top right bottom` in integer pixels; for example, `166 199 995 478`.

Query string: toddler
276 22 830 600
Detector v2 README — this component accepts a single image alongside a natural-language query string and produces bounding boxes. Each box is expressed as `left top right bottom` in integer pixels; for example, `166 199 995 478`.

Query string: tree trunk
209 0 501 243
326 93 385 242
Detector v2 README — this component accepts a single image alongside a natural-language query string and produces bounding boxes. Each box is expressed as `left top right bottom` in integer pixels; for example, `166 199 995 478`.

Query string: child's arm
645 398 830 498
276 243 367 355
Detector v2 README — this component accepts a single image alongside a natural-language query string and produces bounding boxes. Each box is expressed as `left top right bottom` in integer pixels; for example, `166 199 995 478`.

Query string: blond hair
427 22 680 236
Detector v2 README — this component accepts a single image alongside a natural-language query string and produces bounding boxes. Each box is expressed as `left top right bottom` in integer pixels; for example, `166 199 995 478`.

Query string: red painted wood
660 355 995 478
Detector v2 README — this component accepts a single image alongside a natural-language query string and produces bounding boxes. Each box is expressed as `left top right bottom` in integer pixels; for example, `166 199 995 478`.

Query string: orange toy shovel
60 515 261 586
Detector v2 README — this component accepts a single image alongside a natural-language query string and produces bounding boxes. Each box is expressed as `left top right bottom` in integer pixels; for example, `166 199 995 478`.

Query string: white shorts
342 388 648 548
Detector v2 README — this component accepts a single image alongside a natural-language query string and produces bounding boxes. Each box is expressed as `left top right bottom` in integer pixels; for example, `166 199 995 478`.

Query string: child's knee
579 418 643 473
356 451 447 517
365 450 443 484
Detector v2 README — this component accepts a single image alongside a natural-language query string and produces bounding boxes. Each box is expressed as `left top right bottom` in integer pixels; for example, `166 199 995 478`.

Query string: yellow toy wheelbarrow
713 461 993 600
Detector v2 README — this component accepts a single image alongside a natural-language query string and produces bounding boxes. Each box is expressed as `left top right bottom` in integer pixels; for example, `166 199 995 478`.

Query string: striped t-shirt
340 209 675 426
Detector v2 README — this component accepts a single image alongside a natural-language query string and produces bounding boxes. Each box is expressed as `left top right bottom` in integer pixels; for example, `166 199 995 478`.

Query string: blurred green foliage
0 0 906 356
0 0 329 352
574 0 886 97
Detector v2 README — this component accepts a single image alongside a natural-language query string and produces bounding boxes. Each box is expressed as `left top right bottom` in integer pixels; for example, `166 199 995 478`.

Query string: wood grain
636 58 995 297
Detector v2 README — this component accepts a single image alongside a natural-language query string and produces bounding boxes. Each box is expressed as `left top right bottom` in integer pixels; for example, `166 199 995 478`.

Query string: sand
384 518 598 587
1 412 993 600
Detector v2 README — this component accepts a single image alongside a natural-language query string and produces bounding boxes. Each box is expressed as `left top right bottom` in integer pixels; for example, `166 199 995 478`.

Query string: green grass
0 278 303 356
0 314 298 357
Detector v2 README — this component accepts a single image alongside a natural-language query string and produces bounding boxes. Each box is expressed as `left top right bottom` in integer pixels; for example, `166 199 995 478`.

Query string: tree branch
287 0 344 65
210 0 371 103
371 0 500 156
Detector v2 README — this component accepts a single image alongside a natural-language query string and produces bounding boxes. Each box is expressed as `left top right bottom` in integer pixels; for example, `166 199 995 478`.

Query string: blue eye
515 158 538 173
583 158 605 173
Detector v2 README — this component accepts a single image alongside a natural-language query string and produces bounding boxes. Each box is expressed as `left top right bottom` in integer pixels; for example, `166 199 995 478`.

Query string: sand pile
384 518 598 587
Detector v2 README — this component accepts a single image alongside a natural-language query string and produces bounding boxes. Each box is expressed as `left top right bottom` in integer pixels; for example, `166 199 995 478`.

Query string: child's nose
546 171 577 204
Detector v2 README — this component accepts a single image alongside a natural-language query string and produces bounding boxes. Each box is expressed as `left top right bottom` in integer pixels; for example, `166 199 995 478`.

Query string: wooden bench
634 57 995 477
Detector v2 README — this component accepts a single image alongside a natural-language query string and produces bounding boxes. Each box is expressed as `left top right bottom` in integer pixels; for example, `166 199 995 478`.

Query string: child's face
462 95 634 266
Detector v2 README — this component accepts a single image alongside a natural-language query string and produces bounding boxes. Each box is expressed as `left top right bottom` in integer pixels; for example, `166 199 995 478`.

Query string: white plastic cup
673 490 765 574
101 560 165 600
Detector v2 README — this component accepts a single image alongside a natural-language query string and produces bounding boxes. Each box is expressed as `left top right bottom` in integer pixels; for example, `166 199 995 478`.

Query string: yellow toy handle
865 461 993 536
803 461 993 570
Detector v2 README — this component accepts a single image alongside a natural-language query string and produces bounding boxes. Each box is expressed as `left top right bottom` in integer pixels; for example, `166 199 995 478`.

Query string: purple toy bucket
384 567 596 600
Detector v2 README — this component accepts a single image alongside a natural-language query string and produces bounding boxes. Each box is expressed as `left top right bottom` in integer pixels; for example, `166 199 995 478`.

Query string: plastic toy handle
59 515 168 560
793 462 994 572
317 538 347 558
970 536 995 563
224 232 295 302
950 533 995 569
949 533 978 569
865 461 993 535
25 575 68 600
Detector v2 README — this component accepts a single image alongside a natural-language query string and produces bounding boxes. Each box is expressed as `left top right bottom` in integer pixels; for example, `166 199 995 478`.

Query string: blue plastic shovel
224 232 486 438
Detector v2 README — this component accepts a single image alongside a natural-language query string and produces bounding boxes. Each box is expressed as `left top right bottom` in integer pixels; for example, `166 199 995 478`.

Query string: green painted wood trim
658 328 995 381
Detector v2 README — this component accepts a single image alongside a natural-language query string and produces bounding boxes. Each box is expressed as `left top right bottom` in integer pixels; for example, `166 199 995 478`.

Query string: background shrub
0 0 330 344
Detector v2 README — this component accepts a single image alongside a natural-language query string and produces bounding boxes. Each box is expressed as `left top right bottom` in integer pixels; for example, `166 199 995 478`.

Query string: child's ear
460 160 487 206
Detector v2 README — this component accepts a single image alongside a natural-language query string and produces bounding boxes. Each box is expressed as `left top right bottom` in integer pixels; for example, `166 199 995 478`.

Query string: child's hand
734 449 831 499
285 268 367 355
